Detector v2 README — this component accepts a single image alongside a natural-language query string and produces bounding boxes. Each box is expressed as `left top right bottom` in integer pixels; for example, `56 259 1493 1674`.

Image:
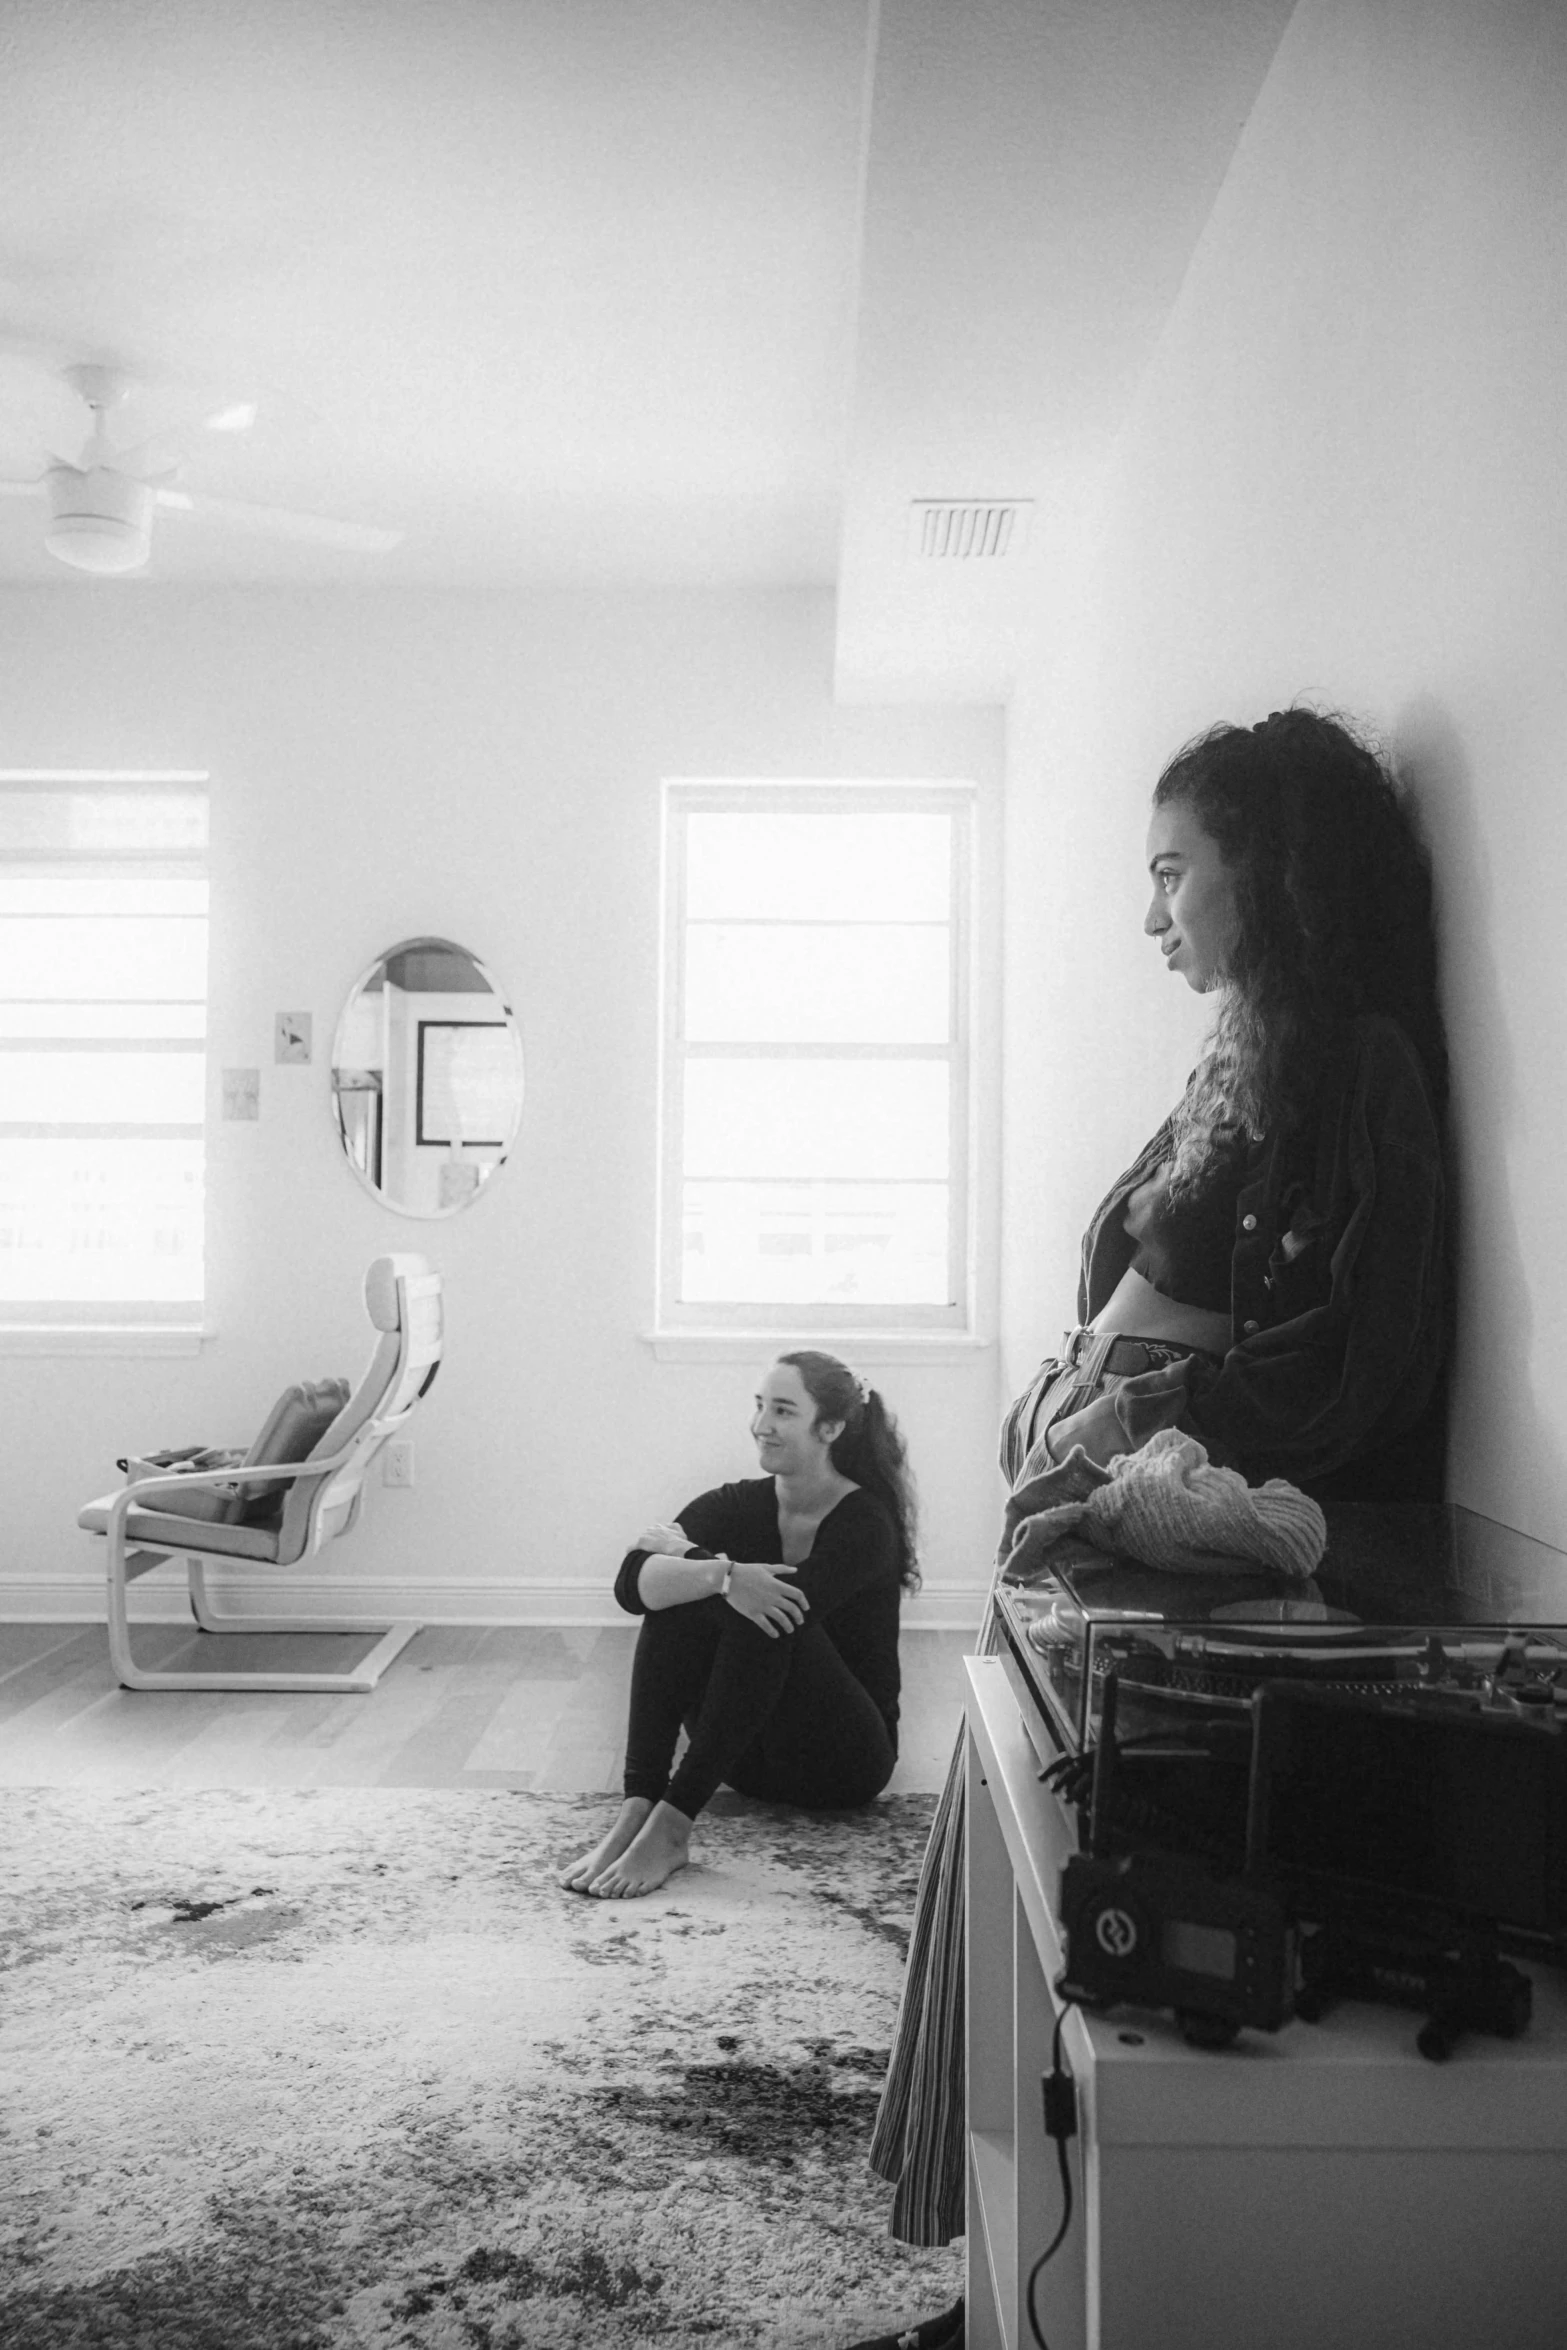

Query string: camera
1057 1846 1296 2047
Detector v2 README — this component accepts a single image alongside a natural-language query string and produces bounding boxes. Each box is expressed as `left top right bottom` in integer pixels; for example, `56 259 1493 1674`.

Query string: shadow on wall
1394 694 1566 1530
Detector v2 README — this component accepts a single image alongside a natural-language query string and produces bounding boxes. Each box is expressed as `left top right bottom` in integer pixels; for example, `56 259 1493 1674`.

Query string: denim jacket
1076 1015 1447 1497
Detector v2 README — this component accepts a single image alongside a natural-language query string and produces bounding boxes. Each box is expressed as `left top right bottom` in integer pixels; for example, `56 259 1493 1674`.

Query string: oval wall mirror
331 937 524 1218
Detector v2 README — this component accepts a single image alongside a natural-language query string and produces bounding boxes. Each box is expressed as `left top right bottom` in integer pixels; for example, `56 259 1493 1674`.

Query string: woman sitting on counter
852 706 1451 2350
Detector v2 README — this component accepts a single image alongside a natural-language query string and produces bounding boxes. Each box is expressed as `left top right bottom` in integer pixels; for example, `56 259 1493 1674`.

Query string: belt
1061 1330 1217 1377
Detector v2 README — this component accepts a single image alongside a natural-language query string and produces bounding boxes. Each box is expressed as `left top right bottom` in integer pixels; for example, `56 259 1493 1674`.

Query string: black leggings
623 1596 896 1821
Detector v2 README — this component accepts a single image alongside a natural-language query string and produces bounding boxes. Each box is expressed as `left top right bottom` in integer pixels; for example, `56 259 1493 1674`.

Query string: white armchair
78 1254 443 1693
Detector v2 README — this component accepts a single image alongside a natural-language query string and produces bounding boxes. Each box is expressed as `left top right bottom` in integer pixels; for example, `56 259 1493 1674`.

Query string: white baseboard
0 1573 988 1632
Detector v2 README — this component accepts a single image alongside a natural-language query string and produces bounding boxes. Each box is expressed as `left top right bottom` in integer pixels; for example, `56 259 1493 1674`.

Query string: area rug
0 1787 960 2349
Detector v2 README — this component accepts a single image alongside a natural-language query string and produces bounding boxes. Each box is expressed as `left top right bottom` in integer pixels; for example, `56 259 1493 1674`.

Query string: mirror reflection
332 937 524 1217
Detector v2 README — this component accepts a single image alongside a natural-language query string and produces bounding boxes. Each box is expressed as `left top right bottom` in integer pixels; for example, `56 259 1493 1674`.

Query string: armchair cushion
106 1378 350 1533
76 1496 283 1561
235 1378 350 1526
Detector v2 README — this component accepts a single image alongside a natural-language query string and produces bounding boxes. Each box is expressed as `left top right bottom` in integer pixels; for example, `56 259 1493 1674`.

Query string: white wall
1 586 1003 1615
1002 0 1567 1547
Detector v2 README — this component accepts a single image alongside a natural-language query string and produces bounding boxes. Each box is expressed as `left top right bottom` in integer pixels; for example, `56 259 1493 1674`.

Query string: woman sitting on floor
560 1350 919 1899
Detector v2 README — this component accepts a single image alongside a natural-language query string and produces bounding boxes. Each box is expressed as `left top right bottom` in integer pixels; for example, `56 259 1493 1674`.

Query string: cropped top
1123 1158 1246 1312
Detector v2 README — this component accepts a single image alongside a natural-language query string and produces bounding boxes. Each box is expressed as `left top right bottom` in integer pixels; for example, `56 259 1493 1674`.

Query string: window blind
659 782 973 1334
0 779 208 1330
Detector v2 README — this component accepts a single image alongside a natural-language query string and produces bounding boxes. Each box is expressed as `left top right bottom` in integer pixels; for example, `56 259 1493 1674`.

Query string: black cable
1038 1750 1095 1805
1025 2002 1078 2350
1040 1727 1216 1788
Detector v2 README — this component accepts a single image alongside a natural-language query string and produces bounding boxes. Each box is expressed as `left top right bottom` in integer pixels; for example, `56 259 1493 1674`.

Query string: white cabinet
963 1655 1567 2350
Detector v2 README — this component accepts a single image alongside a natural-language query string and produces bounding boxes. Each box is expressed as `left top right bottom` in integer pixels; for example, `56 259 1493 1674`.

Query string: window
659 782 974 1334
0 776 209 1337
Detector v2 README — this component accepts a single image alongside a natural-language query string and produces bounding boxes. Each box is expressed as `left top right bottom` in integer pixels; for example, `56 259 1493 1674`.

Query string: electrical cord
1025 2000 1079 2350
1038 1727 1181 1807
1028 1720 1245 2344
1038 1749 1095 1806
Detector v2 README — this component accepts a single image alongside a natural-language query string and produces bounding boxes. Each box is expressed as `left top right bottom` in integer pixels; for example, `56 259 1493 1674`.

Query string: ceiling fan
0 362 402 574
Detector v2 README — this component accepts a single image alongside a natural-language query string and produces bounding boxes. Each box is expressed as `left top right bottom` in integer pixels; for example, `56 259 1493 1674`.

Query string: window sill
0 1326 208 1357
643 1329 993 1365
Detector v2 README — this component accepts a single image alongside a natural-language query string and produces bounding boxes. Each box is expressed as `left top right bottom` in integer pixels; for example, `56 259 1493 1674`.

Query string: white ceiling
0 0 1294 695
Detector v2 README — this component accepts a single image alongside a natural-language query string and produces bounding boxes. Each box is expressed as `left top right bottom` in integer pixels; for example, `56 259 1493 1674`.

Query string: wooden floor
0 1620 977 1794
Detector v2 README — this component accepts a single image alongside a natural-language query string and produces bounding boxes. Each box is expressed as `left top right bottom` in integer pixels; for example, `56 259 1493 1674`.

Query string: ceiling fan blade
109 428 194 481
156 486 401 553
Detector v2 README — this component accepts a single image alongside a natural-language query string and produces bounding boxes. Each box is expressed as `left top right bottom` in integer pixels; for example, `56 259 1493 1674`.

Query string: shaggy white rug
0 1786 960 2349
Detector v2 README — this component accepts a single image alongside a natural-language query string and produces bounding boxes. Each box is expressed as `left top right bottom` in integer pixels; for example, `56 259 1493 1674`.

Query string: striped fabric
868 1336 1167 2245
867 1597 999 2246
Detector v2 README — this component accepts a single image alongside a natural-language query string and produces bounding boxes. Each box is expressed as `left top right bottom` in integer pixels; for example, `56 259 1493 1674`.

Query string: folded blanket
1001 1427 1327 1583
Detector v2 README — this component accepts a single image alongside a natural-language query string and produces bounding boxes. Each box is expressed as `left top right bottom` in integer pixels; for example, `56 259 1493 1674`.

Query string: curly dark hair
775 1349 921 1592
1153 707 1446 1189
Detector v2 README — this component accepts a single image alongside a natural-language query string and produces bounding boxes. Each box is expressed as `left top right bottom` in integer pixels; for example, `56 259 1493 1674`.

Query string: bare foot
559 1798 651 1893
589 1799 693 1898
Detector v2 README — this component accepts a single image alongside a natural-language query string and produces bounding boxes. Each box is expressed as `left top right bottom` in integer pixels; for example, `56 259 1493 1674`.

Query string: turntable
992 1499 1567 1762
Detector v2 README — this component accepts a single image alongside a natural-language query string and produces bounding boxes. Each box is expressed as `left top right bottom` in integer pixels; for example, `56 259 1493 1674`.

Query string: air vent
908 499 1032 559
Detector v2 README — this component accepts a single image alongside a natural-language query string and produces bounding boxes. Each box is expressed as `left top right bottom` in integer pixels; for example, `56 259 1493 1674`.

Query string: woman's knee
636 1594 727 1656
722 1609 799 1662
648 1602 791 1725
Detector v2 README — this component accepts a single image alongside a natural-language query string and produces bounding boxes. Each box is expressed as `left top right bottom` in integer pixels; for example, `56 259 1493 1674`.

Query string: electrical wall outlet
382 1440 415 1490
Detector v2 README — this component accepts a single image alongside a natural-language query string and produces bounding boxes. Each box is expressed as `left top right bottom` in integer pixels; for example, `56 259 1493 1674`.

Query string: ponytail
775 1350 921 1591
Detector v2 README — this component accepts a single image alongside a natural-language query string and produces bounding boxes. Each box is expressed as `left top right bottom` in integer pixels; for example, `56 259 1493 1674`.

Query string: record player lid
1007 1501 1567 1632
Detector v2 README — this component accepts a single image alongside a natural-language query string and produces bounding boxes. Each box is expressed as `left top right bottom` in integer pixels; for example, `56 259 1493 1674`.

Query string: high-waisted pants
623 1597 896 1821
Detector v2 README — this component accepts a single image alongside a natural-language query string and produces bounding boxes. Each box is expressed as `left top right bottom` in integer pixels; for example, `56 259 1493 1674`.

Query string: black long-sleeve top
614 1478 903 1741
